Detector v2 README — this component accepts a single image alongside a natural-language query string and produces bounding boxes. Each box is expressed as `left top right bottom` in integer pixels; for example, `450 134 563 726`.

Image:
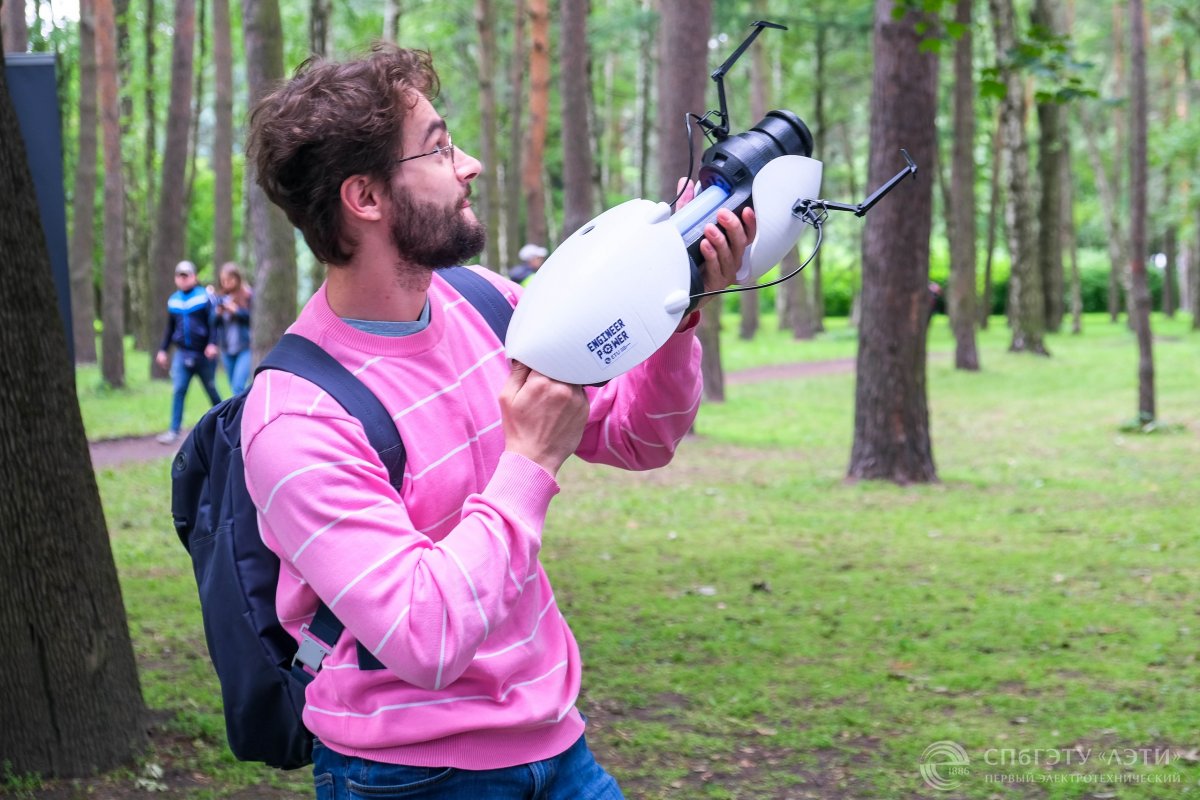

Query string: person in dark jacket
212 261 254 394
155 260 222 444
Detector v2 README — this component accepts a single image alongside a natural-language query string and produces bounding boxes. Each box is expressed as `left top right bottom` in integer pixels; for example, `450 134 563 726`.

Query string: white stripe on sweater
292 499 390 561
261 459 376 513
392 346 505 422
409 419 502 481
476 598 556 660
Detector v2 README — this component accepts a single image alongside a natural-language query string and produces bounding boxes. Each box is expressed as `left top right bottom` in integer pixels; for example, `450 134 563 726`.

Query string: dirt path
87 357 858 470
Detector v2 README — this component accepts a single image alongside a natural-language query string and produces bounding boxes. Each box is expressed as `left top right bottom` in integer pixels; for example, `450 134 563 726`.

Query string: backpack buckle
293 624 333 674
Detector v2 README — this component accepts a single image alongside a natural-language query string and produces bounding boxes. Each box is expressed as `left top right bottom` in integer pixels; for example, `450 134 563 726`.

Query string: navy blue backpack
170 267 512 770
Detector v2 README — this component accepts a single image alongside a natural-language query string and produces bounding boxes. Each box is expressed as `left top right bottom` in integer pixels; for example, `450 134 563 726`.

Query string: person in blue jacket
154 261 222 444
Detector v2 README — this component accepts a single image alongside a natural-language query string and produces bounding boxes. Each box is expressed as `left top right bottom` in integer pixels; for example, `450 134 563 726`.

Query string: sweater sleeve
242 400 560 691
574 316 703 471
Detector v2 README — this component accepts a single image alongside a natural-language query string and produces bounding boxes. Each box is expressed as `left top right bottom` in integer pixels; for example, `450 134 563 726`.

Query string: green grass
64 311 1200 798
76 339 235 440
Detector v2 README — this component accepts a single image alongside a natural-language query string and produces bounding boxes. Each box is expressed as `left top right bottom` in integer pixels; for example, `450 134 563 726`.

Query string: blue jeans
169 349 221 433
312 733 623 799
222 349 253 394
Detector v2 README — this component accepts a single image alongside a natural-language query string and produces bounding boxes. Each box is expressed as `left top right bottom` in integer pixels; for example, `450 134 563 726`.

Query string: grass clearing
47 312 1200 798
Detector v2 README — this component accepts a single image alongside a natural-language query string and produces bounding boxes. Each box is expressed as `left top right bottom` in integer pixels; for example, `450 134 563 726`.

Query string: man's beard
388 185 486 271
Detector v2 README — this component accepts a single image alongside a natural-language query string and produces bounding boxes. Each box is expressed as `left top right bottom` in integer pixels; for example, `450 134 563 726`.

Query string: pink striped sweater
241 267 703 770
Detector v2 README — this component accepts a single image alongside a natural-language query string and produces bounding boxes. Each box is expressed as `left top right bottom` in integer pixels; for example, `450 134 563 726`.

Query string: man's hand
499 362 589 477
674 177 758 312
155 350 169 369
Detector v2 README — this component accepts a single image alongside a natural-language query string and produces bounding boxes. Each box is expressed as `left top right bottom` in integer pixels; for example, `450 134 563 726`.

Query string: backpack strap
257 269 513 680
439 266 513 343
257 334 406 492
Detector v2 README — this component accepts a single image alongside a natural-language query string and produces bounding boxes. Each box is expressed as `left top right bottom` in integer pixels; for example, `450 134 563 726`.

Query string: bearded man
242 43 753 799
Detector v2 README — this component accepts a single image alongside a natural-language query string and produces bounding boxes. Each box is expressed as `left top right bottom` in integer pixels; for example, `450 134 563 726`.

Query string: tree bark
130 0 156 350
657 0 718 400
213 0 234 269
980 107 1002 329
309 0 330 58
1107 0 1128 323
97 0 124 387
382 0 400 42
740 0 767 342
522 0 549 248
503 0 526 269
634 0 654 200
990 0 1047 354
948 0 979 369
1032 0 1065 332
847 0 938 485
185 0 207 215
243 0 298 363
474 0 501 271
1127 0 1154 422
2 0 26 51
810 19 827 331
68 0 98 364
559 0 594 241
147 0 195 377
0 48 147 778
1063 132 1082 334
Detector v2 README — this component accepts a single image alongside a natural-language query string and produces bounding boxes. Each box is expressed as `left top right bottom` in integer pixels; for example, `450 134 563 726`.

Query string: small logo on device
587 318 634 368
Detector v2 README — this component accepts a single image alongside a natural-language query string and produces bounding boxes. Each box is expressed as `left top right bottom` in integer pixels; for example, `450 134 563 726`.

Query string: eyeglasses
395 134 456 167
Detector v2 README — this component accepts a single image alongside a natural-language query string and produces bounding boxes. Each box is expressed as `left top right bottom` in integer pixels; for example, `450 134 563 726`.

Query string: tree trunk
68 0 98 364
1107 0 1128 323
243 0 298 363
0 50 147 778
990 0 1047 355
309 0 330 58
559 0 594 241
1162 225 1177 318
2 0 26 51
1063 132 1082 334
503 0 526 270
130 0 155 350
740 0 767 342
213 0 234 269
948 0 979 370
147 0 195 377
1127 0 1154 422
810 19 827 331
980 107 1002 329
1032 0 1065 333
97 0 124 387
185 0 207 215
1080 115 1129 326
657 0 717 400
474 0 501 271
522 0 549 248
634 0 653 200
383 0 400 42
847 0 938 485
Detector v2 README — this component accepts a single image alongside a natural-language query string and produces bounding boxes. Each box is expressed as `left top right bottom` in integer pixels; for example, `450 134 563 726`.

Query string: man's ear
340 174 385 222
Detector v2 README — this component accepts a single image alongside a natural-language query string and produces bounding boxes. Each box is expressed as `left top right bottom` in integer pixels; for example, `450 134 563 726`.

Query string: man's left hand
673 177 758 320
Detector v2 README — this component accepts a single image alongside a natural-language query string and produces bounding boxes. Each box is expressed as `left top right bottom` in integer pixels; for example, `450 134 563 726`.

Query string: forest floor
86 357 858 468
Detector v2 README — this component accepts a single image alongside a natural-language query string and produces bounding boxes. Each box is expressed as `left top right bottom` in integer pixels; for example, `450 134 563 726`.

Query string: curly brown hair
246 43 440 266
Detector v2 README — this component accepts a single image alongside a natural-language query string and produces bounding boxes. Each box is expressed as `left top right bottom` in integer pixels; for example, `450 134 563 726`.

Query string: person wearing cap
508 242 548 284
154 260 222 444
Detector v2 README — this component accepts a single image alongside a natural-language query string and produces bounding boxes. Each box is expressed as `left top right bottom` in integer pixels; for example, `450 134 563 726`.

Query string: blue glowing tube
669 184 730 239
